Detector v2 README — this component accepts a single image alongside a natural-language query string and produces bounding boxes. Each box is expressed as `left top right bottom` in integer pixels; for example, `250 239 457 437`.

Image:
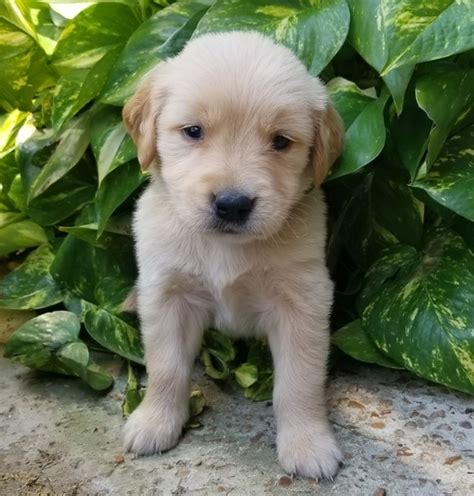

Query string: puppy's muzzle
212 190 254 224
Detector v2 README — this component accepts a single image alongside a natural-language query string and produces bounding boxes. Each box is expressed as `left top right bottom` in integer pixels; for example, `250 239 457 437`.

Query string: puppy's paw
123 404 183 455
277 423 343 480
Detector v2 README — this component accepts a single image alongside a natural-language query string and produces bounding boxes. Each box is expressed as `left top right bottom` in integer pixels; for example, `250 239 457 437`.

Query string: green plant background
1 0 473 405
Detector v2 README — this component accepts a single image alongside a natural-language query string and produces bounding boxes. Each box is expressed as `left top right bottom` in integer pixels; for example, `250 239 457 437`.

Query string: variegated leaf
416 66 473 168
328 167 423 269
327 80 389 180
195 0 350 76
4 311 113 390
95 160 146 236
101 0 213 105
84 307 144 365
346 0 414 112
0 245 63 310
52 49 120 131
0 218 47 256
412 125 474 222
360 228 474 394
332 319 402 368
28 112 91 201
90 107 137 185
52 3 139 70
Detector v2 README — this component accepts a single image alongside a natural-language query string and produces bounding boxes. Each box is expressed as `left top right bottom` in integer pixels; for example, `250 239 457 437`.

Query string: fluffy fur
122 31 344 480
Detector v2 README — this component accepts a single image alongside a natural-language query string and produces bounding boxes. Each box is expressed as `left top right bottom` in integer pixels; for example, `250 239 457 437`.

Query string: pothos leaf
0 244 63 310
195 0 350 76
360 228 474 394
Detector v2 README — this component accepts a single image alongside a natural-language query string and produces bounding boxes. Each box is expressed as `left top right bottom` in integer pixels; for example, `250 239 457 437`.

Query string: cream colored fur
122 31 344 480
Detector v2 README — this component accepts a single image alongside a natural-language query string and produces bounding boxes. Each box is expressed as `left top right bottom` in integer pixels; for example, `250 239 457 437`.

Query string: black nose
213 190 253 223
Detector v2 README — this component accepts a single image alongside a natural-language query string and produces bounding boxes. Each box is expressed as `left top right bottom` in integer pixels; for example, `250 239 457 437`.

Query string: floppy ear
123 67 166 170
311 100 344 185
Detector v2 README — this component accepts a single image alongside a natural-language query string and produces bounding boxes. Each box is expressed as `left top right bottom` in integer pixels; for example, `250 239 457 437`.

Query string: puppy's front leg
266 270 342 480
124 276 211 455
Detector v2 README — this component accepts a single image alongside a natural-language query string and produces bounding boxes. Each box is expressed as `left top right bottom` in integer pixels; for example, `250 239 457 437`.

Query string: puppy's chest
188 244 264 335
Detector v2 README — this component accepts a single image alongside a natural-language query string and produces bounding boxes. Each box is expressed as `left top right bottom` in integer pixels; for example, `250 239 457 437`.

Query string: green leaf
196 0 350 75
27 176 96 226
0 218 48 256
5 311 80 358
382 1 474 73
201 329 236 380
59 216 133 247
4 310 113 390
52 49 121 131
341 167 423 268
0 245 63 310
391 87 431 180
28 112 91 201
189 387 207 418
332 319 402 368
0 17 53 111
122 362 144 417
244 370 273 401
327 77 374 129
95 161 146 235
84 307 144 365
90 107 137 185
101 0 214 105
346 0 414 112
415 67 473 167
328 89 389 181
50 229 136 308
360 228 474 394
52 3 139 70
412 125 474 222
235 363 258 388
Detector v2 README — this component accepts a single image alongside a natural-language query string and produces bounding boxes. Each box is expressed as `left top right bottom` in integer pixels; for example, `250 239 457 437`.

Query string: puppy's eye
182 126 202 140
272 135 291 151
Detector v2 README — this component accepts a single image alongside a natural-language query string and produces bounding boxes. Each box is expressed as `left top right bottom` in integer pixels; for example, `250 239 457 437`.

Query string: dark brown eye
183 126 202 139
272 135 290 150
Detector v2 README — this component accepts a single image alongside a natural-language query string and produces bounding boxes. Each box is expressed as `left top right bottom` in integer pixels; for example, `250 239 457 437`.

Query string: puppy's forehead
164 32 326 127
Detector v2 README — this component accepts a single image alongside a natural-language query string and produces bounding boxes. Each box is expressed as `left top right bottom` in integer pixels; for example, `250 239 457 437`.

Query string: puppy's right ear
123 67 166 170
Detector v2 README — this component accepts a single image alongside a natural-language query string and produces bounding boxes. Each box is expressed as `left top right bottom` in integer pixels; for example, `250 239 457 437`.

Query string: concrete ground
1 333 473 494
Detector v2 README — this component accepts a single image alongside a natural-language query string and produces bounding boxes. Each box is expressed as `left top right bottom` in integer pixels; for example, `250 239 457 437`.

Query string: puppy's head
124 31 343 241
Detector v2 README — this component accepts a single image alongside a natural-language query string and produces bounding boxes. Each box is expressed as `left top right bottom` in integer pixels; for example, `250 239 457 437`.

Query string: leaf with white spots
195 0 350 75
360 228 474 394
412 125 474 222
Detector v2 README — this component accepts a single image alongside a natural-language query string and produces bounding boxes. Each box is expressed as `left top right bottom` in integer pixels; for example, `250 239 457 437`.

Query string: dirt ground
1 341 473 495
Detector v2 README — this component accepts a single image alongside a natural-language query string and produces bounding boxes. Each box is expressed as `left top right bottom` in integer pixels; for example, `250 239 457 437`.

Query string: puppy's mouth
208 219 244 235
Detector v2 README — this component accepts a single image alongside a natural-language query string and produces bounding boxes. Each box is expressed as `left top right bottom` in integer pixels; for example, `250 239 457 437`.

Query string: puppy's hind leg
124 275 211 455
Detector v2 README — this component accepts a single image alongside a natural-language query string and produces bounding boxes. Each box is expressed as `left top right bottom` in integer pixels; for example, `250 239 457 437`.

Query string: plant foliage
1 0 473 399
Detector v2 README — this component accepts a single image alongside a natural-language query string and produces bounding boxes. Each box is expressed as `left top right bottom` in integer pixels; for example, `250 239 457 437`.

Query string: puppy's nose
213 190 253 223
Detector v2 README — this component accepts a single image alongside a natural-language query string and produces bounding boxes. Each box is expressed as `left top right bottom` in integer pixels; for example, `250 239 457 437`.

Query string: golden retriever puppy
122 31 343 480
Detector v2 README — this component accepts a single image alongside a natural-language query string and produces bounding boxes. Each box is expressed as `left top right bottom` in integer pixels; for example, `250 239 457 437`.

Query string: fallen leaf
348 400 366 410
371 421 386 429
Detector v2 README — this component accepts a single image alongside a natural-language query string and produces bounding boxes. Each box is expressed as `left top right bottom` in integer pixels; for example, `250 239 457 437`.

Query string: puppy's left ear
311 98 344 185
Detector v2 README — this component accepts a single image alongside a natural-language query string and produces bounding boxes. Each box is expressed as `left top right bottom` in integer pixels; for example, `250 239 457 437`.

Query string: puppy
122 31 343 480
